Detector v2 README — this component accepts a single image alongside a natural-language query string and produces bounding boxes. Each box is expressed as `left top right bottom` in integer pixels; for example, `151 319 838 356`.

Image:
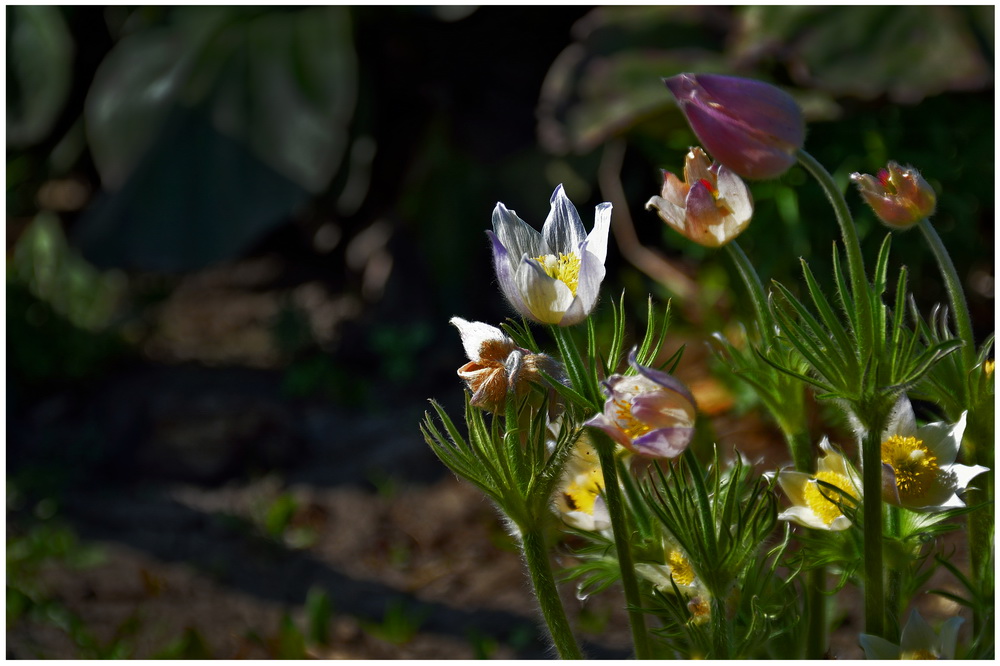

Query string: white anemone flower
880 396 988 511
859 609 963 659
488 184 611 326
776 438 861 531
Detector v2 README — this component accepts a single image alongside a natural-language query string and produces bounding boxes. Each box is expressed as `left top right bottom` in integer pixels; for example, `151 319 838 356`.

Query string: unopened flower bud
663 73 805 180
850 161 936 229
645 147 753 247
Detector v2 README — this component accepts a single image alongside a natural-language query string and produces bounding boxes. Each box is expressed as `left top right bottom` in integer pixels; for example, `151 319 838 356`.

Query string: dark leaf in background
77 6 357 271
6 5 74 148
731 6 993 103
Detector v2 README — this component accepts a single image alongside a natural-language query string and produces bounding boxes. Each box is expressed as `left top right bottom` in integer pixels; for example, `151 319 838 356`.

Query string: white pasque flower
450 317 560 411
776 437 861 531
552 433 610 532
859 609 963 659
880 396 988 511
488 184 611 326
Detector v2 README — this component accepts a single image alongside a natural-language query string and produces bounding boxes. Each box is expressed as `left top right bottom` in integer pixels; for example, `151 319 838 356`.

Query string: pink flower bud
645 147 753 247
664 73 805 180
850 162 936 229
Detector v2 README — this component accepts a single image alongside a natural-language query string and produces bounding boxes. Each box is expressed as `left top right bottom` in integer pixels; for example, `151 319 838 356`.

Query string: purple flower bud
664 73 805 180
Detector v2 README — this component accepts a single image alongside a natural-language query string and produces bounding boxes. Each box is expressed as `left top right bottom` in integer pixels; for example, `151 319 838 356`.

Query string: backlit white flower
553 433 610 532
859 609 963 659
880 396 988 511
488 185 611 326
776 438 861 531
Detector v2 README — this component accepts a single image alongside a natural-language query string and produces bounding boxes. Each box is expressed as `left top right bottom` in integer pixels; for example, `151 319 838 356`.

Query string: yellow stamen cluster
687 596 711 626
803 471 858 525
901 649 938 660
613 397 652 440
534 252 581 296
881 435 939 498
668 550 696 586
562 468 604 515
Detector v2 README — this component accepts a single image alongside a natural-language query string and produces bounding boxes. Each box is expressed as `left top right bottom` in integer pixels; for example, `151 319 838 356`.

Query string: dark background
7 6 994 658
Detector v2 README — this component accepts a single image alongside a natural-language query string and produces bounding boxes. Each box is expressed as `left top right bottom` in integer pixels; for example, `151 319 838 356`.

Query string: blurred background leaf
6 6 74 148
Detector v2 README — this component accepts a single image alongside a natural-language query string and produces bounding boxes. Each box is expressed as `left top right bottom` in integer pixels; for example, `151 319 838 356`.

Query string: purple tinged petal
631 427 694 458
584 413 632 449
486 230 532 319
628 349 698 407
567 241 605 326
664 73 804 180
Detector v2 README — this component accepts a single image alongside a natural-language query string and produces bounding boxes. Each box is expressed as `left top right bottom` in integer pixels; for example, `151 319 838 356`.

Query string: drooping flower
776 438 861 531
645 147 753 247
635 544 709 625
488 184 612 326
850 161 936 229
663 73 805 180
879 396 987 511
553 433 610 532
585 350 696 459
450 317 561 411
859 609 963 659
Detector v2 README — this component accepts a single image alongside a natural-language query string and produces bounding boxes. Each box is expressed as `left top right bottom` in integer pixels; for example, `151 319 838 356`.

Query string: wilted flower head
880 396 987 511
776 438 861 531
585 350 696 459
450 317 560 411
859 609 963 659
645 147 753 247
553 433 610 532
850 161 936 229
488 185 611 326
663 73 805 180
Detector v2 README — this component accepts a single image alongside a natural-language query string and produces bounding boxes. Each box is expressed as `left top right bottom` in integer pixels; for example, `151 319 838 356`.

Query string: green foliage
360 598 427 645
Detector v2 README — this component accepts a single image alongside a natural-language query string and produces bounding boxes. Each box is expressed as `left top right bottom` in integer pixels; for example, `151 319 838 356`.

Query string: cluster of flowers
428 72 990 659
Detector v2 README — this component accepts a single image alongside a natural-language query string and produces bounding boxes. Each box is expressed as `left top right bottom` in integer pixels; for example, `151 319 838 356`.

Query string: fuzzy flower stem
724 241 772 346
860 413 887 638
520 526 584 659
796 149 873 353
805 565 827 658
917 218 975 371
592 429 652 659
711 595 733 659
917 217 991 636
886 505 902 641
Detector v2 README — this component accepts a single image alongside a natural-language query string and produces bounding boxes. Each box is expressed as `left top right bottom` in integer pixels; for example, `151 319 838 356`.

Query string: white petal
778 506 833 530
951 462 990 490
585 202 612 264
900 609 937 654
646 195 688 231
449 317 508 362
917 411 966 466
939 617 964 659
859 634 901 660
542 184 586 255
883 394 918 439
515 257 573 325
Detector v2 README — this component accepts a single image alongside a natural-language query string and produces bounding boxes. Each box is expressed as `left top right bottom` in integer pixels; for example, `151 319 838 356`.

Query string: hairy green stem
725 242 773 346
885 506 902 641
917 218 976 371
805 565 827 659
593 431 652 659
917 218 992 637
796 149 873 353
860 413 887 638
710 595 732 659
521 527 584 659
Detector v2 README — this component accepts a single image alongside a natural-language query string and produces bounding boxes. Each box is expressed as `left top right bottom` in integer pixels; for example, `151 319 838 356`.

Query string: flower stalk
860 411 888 638
520 526 584 659
591 429 653 659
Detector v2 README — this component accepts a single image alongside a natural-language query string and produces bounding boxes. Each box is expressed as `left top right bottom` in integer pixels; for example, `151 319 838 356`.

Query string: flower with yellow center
553 434 610 532
776 438 861 531
635 544 702 595
586 350 697 459
488 184 611 326
879 396 987 511
860 609 963 660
